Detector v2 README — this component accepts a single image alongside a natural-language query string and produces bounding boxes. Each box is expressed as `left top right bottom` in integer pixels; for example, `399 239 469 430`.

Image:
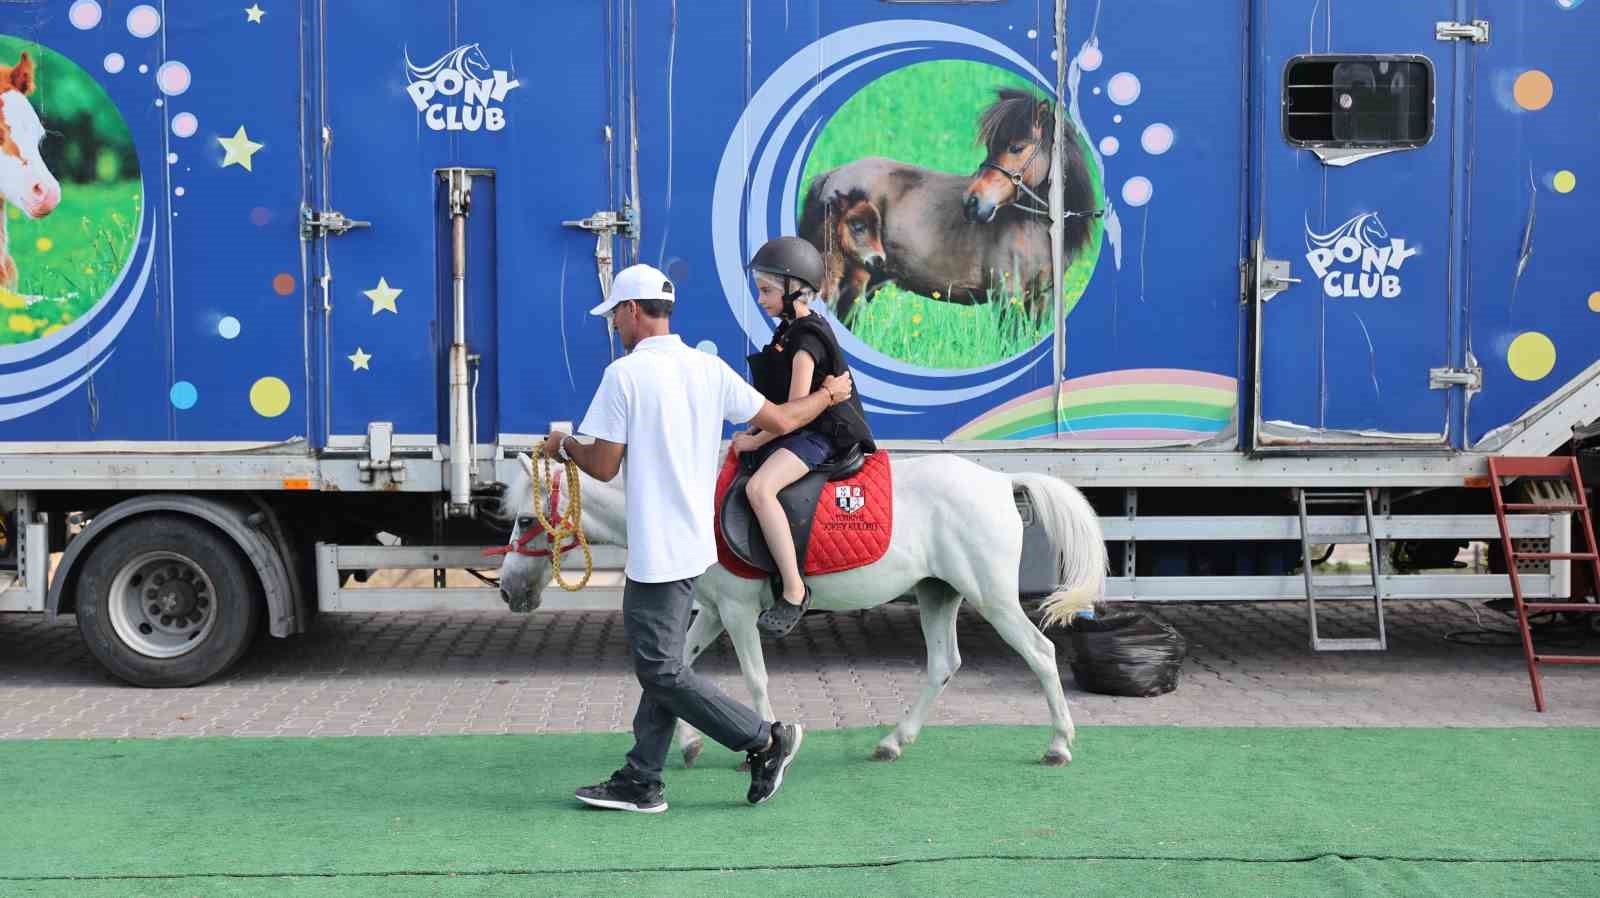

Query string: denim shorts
751 429 835 469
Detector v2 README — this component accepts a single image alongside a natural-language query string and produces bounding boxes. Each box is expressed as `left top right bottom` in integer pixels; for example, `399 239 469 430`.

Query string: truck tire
75 515 263 687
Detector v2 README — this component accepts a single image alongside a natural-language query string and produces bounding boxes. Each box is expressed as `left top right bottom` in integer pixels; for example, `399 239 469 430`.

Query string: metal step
1305 583 1380 599
1304 532 1376 545
1312 636 1386 652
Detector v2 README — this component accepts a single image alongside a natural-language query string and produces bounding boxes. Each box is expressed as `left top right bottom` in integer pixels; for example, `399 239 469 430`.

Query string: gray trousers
622 577 769 784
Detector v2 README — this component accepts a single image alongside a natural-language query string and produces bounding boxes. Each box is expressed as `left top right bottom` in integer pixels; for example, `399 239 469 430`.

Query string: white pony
495 451 1106 766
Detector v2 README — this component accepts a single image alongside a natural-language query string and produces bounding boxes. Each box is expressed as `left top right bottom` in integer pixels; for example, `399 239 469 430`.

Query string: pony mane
977 88 1049 151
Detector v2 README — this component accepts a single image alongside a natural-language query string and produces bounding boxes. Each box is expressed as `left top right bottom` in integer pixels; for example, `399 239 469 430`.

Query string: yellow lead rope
531 439 594 592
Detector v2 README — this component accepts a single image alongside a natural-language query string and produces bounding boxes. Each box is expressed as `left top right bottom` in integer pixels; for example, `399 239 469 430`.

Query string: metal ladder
1296 488 1387 651
1486 456 1600 712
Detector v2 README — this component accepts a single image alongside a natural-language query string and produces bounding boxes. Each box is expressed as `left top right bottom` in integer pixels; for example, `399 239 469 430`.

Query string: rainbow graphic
948 369 1237 442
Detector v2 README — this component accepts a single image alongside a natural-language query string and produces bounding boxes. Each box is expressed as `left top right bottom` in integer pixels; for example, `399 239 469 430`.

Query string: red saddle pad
714 449 893 580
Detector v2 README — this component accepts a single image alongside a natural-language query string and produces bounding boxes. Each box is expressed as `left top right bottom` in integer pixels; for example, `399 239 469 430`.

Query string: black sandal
758 585 812 638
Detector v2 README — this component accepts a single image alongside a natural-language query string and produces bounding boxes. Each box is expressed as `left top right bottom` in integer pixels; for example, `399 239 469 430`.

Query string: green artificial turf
1 725 1596 896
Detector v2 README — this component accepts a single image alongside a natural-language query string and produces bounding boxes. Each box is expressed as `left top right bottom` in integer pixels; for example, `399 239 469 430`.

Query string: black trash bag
1066 612 1187 697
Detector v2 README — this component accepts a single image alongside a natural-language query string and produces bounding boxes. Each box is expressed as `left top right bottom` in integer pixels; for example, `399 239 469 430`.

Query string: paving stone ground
2 599 1597 741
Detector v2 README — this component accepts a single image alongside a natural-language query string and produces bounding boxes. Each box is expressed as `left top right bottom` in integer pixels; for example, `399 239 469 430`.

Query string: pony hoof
1040 750 1072 767
871 745 901 762
681 741 703 769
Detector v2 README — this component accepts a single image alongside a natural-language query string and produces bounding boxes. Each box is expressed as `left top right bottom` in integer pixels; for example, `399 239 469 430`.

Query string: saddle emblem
834 484 866 514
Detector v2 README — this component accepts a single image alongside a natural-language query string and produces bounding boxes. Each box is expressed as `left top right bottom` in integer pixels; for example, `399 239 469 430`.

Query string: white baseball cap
590 263 676 317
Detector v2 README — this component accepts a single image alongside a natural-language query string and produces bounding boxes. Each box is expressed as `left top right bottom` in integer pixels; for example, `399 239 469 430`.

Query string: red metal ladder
1486 456 1600 711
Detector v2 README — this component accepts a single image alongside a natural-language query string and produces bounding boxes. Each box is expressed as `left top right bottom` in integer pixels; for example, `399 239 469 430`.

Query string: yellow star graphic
218 126 263 171
244 4 265 23
348 347 372 371
363 277 401 315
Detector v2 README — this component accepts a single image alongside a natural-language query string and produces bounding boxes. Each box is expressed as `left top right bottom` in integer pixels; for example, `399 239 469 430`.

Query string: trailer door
311 2 618 454
1250 2 1460 448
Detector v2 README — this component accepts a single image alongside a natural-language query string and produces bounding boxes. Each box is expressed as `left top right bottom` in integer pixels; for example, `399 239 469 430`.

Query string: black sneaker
575 769 667 814
747 722 804 804
758 586 812 638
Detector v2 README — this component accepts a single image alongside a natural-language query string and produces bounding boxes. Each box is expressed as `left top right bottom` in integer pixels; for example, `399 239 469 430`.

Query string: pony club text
404 43 520 132
1304 212 1419 300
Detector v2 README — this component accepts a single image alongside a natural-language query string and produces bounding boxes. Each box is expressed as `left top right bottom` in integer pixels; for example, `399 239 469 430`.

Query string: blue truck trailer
1 0 1596 685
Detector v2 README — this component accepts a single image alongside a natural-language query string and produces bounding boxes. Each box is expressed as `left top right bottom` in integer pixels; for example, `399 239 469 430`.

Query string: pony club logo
1304 212 1419 299
404 43 520 132
834 485 867 514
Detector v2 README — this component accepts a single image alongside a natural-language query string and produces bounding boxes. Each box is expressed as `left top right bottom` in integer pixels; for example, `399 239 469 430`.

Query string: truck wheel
75 516 263 687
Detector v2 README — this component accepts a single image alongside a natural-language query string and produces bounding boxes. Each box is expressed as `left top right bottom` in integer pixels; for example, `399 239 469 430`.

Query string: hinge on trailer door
1435 20 1489 44
1429 364 1483 396
357 422 406 484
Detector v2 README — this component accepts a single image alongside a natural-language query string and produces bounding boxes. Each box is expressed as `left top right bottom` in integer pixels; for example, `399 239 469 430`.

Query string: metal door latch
301 206 372 239
1259 258 1302 302
563 207 638 240
1436 20 1489 44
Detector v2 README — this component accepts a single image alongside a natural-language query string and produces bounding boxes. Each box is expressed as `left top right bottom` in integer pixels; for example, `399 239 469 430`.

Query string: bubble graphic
1557 0 1584 9
1553 170 1577 193
695 340 718 356
1099 136 1120 156
169 381 197 410
70 0 102 30
249 377 292 418
1079 45 1103 71
156 61 191 96
1514 70 1553 111
127 4 161 38
138 64 148 74
103 53 124 74
1106 72 1142 106
171 112 198 138
1141 123 1175 155
1113 114 1123 124
273 274 296 296
249 207 272 227
1589 291 1600 313
1121 176 1154 207
167 152 177 164
1092 86 1101 95
1507 332 1556 381
153 98 163 107
219 317 241 340
174 186 185 197
1027 29 1038 39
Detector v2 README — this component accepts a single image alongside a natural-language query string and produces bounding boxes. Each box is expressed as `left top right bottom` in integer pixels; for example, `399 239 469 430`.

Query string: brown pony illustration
796 187 886 322
798 88 1096 322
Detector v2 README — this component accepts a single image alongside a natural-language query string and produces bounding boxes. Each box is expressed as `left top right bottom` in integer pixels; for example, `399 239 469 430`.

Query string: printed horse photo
0 52 62 292
795 187 886 321
799 88 1096 322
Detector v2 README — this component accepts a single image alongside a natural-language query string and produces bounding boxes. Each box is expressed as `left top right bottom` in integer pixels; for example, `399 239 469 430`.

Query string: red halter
482 478 580 559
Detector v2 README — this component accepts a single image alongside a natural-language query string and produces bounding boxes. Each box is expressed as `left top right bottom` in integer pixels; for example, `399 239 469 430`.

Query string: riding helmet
747 236 824 295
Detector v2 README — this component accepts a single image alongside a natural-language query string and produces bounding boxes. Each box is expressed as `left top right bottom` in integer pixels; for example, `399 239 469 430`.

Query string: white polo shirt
578 334 767 583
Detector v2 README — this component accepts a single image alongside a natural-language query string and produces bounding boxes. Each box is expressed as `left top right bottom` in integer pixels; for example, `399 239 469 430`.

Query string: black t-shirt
747 314 876 454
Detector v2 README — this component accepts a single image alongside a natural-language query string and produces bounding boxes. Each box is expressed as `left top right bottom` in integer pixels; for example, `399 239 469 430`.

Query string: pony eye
516 516 535 530
1009 143 1027 154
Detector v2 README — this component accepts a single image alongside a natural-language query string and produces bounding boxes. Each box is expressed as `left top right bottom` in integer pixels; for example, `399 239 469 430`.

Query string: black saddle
719 443 866 573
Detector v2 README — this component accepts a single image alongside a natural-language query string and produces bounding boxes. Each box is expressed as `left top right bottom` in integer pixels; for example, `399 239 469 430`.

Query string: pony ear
8 52 35 95
517 452 535 479
1034 98 1054 131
